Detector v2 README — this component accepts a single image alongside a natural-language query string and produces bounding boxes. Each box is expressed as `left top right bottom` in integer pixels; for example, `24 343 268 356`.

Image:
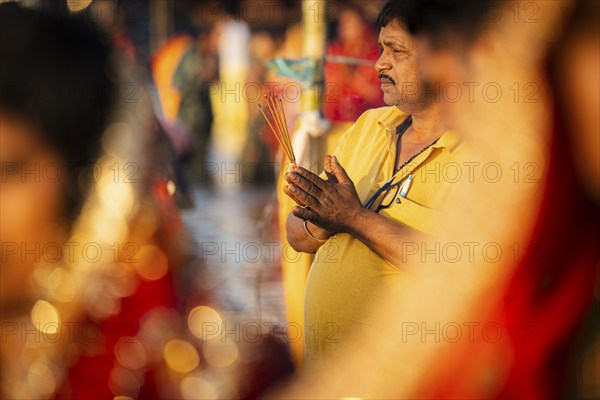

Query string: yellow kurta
305 106 463 363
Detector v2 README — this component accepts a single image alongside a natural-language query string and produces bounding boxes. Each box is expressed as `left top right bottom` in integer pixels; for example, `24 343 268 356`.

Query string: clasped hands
283 155 365 236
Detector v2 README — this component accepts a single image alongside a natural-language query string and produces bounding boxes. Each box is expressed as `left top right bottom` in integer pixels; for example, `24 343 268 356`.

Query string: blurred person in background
94 0 196 206
241 30 280 185
323 3 384 123
212 9 251 165
152 23 219 186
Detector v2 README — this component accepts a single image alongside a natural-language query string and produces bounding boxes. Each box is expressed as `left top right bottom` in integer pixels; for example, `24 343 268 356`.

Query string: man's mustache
379 73 395 84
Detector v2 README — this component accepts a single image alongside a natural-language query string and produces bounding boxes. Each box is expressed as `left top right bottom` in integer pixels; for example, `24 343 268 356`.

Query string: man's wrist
345 206 372 239
305 221 332 241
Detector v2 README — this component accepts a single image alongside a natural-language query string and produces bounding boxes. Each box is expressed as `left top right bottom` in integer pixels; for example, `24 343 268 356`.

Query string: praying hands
283 155 364 235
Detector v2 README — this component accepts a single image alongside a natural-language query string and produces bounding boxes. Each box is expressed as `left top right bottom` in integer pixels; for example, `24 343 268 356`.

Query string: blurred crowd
0 0 598 399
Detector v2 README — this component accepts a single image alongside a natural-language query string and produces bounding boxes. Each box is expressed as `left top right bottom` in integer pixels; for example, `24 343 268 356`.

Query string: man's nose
375 53 391 74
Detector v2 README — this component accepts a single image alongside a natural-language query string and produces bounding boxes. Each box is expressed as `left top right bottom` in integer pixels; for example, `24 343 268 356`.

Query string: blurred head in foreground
0 3 184 398
406 0 599 202
0 1 116 311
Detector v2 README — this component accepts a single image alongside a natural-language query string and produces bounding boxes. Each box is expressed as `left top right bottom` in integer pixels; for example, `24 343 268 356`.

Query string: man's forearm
286 213 330 254
346 208 413 268
287 205 413 263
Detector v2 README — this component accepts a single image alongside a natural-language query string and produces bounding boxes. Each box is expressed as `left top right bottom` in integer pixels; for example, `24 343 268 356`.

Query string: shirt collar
376 106 462 153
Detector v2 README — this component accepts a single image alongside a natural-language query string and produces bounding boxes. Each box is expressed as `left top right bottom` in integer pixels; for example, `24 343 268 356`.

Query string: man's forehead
378 20 412 47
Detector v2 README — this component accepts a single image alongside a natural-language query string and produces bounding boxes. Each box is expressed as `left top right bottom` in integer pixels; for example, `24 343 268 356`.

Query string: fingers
323 155 337 182
283 184 320 209
291 204 319 222
331 155 351 184
282 184 306 207
285 168 325 199
288 166 327 191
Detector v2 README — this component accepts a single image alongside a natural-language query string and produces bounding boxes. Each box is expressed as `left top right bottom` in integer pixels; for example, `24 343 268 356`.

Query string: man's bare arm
285 212 331 254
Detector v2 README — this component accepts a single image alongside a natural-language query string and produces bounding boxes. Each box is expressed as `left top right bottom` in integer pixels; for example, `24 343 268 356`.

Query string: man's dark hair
377 0 498 50
0 2 116 218
376 0 411 30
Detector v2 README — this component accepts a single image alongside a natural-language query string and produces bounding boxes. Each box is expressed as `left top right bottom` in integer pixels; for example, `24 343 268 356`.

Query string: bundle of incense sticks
258 92 297 166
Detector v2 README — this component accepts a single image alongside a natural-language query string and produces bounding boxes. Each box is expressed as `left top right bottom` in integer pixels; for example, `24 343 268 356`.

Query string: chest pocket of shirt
380 195 444 236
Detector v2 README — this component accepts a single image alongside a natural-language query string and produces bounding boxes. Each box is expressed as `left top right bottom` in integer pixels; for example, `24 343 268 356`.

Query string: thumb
332 156 351 184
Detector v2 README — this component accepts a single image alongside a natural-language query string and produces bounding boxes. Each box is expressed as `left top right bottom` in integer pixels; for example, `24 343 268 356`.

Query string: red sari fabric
494 117 600 398
58 271 177 399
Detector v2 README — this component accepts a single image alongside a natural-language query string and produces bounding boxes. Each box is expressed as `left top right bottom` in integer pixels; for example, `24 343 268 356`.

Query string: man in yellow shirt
283 1 464 363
